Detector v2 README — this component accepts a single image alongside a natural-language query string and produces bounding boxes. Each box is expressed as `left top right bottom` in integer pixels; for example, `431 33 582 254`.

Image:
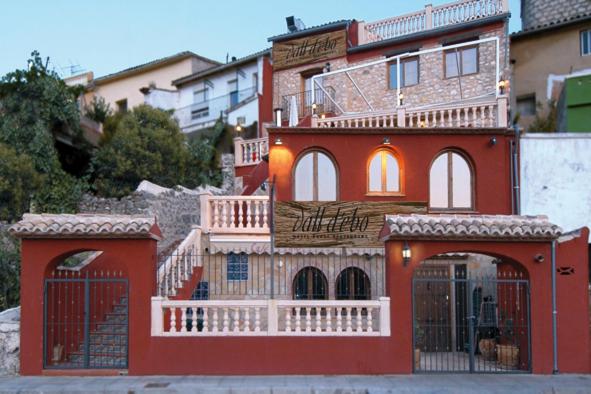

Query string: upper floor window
516 94 536 117
252 72 259 92
115 98 128 113
193 87 209 104
445 46 478 78
228 79 239 106
388 57 419 89
368 150 400 194
429 151 473 210
294 150 337 201
581 29 591 56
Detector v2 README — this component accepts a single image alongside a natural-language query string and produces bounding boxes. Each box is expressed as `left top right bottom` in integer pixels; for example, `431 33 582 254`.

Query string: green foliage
527 100 558 132
91 105 221 197
0 234 20 311
187 120 224 187
84 96 112 124
0 51 87 216
0 144 42 221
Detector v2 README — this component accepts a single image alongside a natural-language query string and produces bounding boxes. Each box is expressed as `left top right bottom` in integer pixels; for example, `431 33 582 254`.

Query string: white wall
520 133 591 236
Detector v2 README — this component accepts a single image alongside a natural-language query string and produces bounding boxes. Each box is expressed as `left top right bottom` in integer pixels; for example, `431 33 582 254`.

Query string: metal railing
151 297 391 336
281 87 337 121
361 0 508 44
174 86 257 130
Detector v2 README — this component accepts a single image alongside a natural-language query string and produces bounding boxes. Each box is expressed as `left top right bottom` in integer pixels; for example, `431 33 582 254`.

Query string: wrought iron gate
412 267 531 373
43 270 128 369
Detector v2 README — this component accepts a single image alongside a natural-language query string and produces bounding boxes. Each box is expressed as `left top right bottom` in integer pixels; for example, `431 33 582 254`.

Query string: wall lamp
498 79 507 95
311 103 317 115
235 124 243 132
489 136 497 146
274 108 283 127
324 62 331 73
402 240 411 266
382 137 391 145
274 136 283 145
398 92 404 106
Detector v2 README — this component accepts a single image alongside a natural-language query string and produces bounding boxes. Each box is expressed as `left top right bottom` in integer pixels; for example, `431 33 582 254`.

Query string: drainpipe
551 239 559 374
512 127 521 214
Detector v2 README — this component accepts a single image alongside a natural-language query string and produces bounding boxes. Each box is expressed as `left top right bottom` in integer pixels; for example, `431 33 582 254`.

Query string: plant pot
496 344 519 368
478 338 496 361
414 348 421 370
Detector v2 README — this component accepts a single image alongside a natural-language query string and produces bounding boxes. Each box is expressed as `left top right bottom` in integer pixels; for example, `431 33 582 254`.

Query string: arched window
293 150 337 201
368 150 400 194
336 267 371 300
429 151 473 210
293 267 328 300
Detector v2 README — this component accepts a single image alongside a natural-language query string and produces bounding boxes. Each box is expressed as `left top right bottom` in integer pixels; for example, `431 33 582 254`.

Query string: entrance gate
43 269 128 369
412 267 531 373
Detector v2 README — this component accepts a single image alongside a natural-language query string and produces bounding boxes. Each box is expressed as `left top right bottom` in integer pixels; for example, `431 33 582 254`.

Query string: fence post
233 137 244 166
425 4 433 29
199 192 212 233
357 21 367 45
497 96 508 128
397 107 406 127
379 297 391 336
151 296 164 336
268 299 278 335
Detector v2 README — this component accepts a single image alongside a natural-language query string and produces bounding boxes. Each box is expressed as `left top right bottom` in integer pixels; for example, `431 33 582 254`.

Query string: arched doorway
292 267 328 300
335 267 371 300
412 254 530 374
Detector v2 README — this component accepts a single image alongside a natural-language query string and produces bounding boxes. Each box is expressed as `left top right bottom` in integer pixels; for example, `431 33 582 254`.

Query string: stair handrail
158 225 202 297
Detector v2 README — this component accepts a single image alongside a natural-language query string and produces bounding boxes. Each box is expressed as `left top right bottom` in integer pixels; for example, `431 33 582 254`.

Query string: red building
11 0 590 376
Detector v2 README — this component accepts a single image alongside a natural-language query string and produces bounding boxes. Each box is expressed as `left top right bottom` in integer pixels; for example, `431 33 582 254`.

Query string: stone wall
522 0 591 30
273 26 509 113
0 307 20 375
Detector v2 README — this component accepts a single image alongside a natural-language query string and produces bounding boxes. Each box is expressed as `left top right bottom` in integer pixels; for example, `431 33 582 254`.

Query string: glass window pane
429 154 449 208
385 153 400 192
445 51 459 78
403 59 418 86
317 152 337 201
582 30 590 55
462 47 478 74
389 63 398 89
368 153 382 192
452 153 472 208
294 153 314 201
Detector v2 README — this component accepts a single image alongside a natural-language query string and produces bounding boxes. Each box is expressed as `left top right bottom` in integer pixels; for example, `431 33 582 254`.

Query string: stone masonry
521 0 591 30
0 307 20 375
274 25 509 113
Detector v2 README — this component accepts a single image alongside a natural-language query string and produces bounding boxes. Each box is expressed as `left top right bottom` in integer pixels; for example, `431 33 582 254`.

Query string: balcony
359 0 509 45
175 87 257 131
200 194 270 236
281 87 336 121
234 136 269 167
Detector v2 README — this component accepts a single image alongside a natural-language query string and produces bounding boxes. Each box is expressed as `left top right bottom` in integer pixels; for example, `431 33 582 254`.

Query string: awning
208 241 384 256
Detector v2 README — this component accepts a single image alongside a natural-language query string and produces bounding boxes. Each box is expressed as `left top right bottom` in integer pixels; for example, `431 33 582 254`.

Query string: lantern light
402 240 411 266
274 137 283 145
236 124 242 132
382 137 391 145
398 92 404 106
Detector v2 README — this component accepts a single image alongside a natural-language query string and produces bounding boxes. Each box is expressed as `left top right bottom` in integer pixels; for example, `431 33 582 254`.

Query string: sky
0 0 521 79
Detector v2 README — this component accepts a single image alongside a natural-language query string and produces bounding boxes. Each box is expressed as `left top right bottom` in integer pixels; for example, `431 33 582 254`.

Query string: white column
268 299 278 335
379 297 391 336
497 96 508 128
150 296 164 336
233 137 244 166
199 192 212 233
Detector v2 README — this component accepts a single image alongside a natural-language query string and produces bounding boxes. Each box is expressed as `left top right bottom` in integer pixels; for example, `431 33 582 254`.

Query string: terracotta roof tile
382 214 562 241
10 214 160 239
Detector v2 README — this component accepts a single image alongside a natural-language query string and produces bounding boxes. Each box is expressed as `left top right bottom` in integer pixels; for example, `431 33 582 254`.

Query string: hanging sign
274 201 427 248
272 29 347 71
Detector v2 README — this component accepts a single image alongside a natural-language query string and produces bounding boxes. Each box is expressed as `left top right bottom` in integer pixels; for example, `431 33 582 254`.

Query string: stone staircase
65 297 128 369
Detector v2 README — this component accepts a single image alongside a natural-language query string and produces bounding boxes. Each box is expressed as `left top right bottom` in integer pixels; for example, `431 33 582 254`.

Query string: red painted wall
258 56 274 138
268 129 514 214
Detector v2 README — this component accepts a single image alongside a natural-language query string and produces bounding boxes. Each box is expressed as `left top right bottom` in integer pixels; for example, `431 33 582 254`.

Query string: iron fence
281 87 337 120
412 267 531 374
43 269 128 369
158 252 386 301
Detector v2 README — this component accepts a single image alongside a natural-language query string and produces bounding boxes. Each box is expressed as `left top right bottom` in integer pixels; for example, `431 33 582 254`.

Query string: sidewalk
0 374 590 394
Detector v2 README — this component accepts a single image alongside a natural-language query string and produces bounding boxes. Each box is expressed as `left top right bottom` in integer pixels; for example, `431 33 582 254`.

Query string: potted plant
496 315 519 368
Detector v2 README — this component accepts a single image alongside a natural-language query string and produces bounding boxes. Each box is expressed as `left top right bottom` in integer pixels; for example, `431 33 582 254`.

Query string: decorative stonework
382 214 563 240
9 214 158 239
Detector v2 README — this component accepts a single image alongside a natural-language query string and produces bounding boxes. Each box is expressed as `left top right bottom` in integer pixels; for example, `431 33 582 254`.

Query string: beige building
510 0 591 131
79 51 219 113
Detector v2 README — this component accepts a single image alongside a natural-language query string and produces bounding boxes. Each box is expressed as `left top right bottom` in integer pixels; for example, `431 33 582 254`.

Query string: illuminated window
368 150 400 194
429 151 473 210
294 150 337 201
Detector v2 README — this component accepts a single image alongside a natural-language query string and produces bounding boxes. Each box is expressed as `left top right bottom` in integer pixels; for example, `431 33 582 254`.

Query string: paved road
0 374 590 393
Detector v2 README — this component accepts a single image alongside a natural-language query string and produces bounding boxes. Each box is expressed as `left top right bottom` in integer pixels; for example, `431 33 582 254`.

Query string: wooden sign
274 201 427 248
272 30 347 71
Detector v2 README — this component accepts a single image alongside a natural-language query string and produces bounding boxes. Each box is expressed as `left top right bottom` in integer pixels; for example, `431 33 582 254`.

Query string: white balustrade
151 297 391 337
157 226 202 297
234 137 269 167
200 194 270 235
362 0 508 44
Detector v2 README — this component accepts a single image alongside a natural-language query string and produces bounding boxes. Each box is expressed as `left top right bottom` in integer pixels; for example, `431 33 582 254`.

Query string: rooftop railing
359 0 508 44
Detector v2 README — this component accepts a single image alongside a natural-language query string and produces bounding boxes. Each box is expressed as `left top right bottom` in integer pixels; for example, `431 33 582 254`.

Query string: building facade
511 0 591 131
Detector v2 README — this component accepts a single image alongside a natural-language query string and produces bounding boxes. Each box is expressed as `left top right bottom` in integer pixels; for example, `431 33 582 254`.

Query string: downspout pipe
512 127 521 214
551 239 559 374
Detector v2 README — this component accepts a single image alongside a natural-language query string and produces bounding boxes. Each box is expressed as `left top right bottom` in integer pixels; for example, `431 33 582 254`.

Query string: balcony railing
234 136 269 167
281 87 337 121
314 97 508 129
360 0 508 44
175 86 257 131
151 297 391 336
200 194 270 235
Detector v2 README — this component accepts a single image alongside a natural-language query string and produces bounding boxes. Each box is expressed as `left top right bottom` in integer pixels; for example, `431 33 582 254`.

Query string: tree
0 51 88 214
84 96 112 124
0 144 42 221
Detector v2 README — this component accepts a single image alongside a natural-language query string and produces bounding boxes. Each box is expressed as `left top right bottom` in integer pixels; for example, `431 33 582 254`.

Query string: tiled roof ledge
9 214 161 240
381 214 562 242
